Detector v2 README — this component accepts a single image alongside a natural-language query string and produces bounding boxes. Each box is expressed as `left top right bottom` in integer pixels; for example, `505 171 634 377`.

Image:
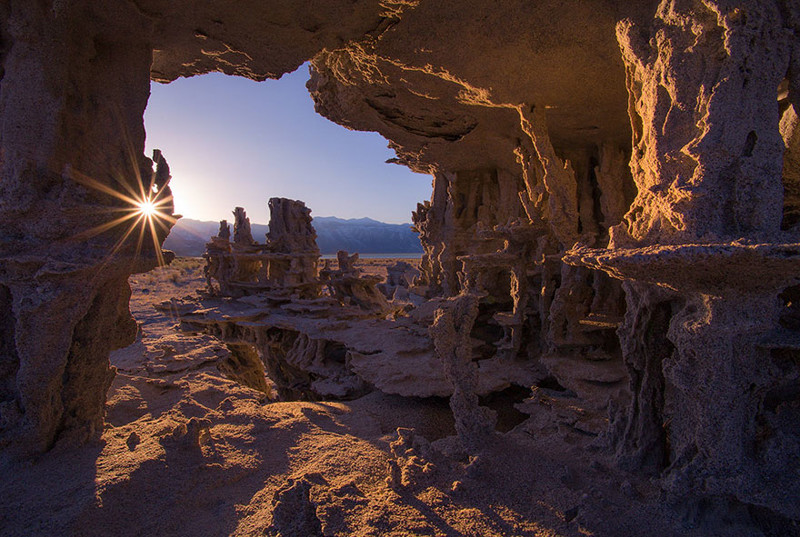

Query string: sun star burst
71 165 177 270
137 198 158 218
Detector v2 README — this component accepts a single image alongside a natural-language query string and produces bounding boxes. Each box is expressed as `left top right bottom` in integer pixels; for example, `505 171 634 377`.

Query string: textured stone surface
563 0 800 523
204 200 320 298
320 251 390 312
0 1 174 458
430 293 496 454
376 260 419 300
1 0 799 530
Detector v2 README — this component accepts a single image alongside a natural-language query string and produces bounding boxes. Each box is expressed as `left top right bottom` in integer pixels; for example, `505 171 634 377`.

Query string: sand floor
0 258 750 536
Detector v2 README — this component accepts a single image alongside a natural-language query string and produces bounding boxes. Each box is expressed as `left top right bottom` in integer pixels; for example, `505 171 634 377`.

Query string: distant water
321 253 422 260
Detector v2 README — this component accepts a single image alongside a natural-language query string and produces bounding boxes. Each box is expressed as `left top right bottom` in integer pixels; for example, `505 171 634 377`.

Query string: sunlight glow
71 163 177 270
144 68 433 225
137 198 158 218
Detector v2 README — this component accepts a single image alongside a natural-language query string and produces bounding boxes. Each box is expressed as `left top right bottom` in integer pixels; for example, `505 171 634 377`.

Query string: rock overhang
144 0 654 173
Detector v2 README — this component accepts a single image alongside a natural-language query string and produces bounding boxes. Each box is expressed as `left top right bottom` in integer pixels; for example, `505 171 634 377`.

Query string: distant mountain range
163 216 423 256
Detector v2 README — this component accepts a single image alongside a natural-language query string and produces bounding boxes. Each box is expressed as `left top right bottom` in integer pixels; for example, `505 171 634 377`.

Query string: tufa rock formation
376 259 420 301
204 199 321 298
1 0 799 529
564 1 800 518
320 251 391 312
430 293 497 455
186 199 541 403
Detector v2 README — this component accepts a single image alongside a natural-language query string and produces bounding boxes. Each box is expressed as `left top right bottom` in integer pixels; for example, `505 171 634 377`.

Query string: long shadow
396 487 561 537
396 492 467 537
67 415 310 537
0 443 104 537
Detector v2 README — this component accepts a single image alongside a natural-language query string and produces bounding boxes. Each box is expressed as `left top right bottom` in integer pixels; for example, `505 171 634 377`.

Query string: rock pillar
0 1 166 458
566 0 800 520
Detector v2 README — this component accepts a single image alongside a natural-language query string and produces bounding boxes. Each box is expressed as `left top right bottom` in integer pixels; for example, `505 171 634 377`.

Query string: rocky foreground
0 258 752 537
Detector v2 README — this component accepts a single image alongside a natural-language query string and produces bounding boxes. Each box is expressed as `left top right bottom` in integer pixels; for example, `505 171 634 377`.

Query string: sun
70 164 177 269
137 198 158 218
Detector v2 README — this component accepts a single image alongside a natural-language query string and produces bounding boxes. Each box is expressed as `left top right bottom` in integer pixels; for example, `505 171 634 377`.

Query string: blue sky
144 64 432 225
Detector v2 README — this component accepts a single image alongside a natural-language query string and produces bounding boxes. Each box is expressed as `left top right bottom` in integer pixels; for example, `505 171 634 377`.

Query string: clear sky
144 64 432 225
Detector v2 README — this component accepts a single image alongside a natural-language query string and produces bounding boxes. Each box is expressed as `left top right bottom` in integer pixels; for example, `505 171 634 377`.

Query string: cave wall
0 0 393 459
566 0 800 521
0 0 159 457
1 0 799 525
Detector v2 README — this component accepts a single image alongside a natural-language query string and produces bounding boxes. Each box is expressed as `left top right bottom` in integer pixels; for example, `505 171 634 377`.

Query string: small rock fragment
126 431 140 451
265 478 323 537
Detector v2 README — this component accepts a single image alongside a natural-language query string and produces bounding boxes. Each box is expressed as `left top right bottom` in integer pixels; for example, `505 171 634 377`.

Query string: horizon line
175 214 415 226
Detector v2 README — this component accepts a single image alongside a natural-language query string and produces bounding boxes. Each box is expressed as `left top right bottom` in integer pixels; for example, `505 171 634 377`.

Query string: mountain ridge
163 216 423 256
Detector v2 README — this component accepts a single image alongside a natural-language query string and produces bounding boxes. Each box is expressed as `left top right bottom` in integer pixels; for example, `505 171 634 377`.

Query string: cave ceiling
144 0 660 173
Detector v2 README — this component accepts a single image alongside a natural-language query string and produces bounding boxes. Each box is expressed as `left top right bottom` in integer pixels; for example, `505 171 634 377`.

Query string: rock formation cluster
1 0 799 531
204 199 320 298
187 197 538 404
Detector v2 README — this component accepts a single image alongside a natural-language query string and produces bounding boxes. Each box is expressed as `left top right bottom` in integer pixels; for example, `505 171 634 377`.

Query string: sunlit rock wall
0 0 393 459
1 0 799 526
566 0 800 520
306 1 644 438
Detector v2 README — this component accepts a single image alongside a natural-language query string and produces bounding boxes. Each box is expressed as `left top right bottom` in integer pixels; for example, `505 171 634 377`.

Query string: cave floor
0 258 744 537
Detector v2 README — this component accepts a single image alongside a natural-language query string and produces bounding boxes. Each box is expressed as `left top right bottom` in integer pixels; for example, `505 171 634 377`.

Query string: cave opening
143 63 433 246
126 63 441 405
122 57 634 435
4 3 800 533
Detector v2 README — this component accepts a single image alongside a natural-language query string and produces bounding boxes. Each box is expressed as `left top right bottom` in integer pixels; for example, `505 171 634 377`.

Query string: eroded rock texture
430 294 497 454
0 1 175 458
2 0 799 529
376 260 419 300
565 0 800 522
204 200 321 298
188 198 540 402
320 251 390 312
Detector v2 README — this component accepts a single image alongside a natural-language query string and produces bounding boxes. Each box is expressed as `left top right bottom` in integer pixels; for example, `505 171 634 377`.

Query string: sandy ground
0 258 752 537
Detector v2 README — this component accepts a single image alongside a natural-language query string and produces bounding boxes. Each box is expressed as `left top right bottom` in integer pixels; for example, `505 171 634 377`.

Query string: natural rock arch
1 0 799 525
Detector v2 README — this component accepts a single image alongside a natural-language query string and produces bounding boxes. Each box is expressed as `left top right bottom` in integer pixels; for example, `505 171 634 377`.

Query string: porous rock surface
185 198 541 402
1 0 800 532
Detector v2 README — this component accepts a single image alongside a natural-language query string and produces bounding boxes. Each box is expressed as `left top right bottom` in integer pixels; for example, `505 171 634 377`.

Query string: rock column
0 1 164 458
567 0 800 520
